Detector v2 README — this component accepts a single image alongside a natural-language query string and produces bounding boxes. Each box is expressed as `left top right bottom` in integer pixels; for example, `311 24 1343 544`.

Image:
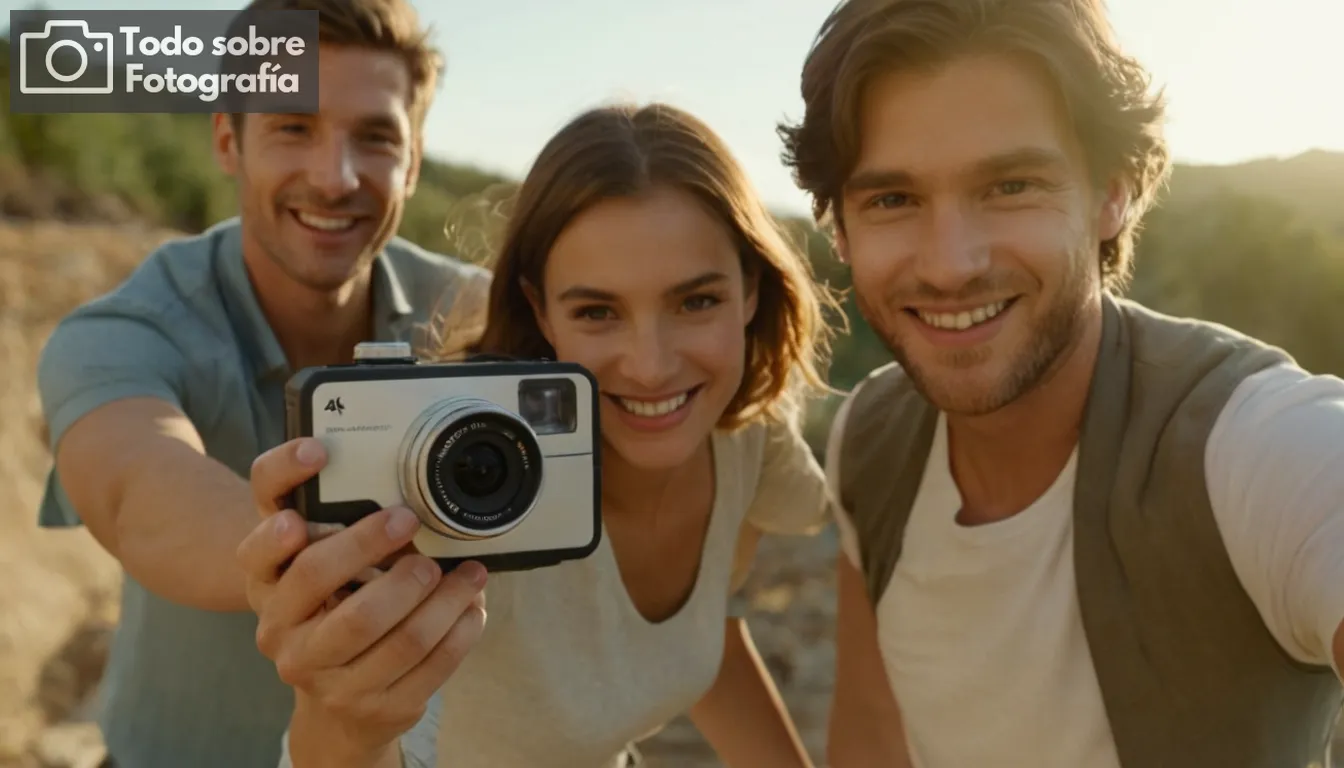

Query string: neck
946 295 1103 525
243 246 375 371
600 439 711 518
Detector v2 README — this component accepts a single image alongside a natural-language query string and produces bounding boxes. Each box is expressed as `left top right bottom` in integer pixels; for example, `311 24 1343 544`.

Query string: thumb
251 437 328 517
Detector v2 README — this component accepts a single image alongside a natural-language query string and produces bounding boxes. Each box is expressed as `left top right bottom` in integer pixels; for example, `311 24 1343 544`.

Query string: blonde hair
435 102 845 429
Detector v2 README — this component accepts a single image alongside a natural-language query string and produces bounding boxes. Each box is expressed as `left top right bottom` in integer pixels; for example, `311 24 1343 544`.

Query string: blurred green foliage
3 36 1342 452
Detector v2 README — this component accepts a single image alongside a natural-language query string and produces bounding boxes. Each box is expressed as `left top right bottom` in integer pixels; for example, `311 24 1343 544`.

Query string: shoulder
730 414 830 536
849 361 910 399
37 222 244 409
1203 362 1344 543
1116 296 1292 371
381 238 492 349
720 413 812 477
826 361 924 465
56 221 234 335
384 236 489 294
1208 363 1344 464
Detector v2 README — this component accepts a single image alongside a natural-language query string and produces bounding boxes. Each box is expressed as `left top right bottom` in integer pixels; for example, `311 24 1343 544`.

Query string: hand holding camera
237 437 488 766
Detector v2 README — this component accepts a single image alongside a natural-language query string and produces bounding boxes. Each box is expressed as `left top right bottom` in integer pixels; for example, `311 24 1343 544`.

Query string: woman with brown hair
242 100 844 768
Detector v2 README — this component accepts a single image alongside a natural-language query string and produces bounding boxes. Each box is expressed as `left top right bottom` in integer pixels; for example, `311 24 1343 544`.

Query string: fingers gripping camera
285 342 602 572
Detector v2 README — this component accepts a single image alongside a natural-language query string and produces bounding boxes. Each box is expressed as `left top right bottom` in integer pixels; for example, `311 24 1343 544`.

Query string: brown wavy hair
437 102 844 430
777 0 1171 291
228 0 444 138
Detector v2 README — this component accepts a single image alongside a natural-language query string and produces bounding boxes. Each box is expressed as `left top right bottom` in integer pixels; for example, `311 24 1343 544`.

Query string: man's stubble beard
857 252 1093 417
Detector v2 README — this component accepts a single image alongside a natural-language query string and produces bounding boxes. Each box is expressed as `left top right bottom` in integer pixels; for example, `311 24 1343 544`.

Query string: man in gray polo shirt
33 1 488 766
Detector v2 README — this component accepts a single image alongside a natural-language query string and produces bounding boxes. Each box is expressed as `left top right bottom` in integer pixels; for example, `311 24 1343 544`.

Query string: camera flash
518 378 577 435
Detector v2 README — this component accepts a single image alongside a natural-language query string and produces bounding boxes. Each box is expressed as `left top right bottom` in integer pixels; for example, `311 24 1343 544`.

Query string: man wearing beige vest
778 0 1344 766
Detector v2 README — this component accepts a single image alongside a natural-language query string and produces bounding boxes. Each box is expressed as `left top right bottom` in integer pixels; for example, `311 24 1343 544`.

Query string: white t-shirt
277 417 830 768
827 363 1344 768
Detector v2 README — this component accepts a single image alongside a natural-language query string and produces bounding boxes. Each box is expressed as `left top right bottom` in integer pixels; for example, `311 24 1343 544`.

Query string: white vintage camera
284 342 602 572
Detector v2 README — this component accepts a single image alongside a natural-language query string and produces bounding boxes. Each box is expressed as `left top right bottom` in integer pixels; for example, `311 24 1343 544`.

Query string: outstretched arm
689 616 814 768
55 396 261 611
1205 365 1344 677
38 313 259 612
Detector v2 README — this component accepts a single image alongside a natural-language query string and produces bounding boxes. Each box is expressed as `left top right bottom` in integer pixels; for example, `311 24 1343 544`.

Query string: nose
306 132 359 202
913 200 991 293
618 318 678 391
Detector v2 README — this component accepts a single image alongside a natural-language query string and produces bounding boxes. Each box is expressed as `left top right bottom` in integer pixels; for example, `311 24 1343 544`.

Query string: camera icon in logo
19 20 114 94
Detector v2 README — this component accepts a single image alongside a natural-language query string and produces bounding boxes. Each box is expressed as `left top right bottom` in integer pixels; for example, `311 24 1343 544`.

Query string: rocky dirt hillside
1 222 174 768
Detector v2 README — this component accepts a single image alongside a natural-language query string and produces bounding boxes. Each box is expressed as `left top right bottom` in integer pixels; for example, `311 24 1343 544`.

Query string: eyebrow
844 147 1071 194
261 112 308 124
355 113 405 134
556 271 728 302
259 111 403 134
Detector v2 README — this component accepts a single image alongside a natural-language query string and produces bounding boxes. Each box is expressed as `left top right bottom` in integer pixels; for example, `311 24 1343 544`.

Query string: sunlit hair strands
228 0 444 137
778 0 1171 291
433 102 845 431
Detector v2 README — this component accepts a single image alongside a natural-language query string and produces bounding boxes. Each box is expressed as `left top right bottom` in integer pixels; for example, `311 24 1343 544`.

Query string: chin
903 342 1041 416
598 396 715 472
916 372 1014 415
281 252 366 291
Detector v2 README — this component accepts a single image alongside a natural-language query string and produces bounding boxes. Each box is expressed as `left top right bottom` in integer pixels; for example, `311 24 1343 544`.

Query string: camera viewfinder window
518 378 577 435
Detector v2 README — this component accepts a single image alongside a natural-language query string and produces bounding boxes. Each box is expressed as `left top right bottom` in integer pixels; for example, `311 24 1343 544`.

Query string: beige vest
838 293 1343 767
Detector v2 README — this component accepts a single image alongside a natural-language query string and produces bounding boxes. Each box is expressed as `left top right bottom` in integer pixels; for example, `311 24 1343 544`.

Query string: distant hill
1163 149 1344 238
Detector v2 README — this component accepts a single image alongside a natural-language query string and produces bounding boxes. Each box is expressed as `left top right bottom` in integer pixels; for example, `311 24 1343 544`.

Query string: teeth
618 391 690 417
917 301 1009 331
296 211 356 231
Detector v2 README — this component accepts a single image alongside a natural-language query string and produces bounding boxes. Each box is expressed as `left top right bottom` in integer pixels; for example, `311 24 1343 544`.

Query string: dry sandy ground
1 221 1339 768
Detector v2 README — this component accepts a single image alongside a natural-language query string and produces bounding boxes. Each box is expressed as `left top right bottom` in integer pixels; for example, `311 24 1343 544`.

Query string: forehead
313 44 412 127
546 186 741 293
853 52 1082 178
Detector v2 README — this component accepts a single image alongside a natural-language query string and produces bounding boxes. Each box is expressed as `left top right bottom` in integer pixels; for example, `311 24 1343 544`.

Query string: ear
521 278 555 347
1098 177 1130 242
212 113 240 176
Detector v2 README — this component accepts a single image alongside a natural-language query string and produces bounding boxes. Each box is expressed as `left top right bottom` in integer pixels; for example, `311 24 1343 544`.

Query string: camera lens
400 398 545 541
453 442 508 497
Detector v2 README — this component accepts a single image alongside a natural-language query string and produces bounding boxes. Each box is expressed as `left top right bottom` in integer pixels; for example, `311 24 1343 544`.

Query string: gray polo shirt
35 217 488 768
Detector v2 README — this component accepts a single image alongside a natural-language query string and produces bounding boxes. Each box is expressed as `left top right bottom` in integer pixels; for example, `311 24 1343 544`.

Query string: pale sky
6 0 1341 217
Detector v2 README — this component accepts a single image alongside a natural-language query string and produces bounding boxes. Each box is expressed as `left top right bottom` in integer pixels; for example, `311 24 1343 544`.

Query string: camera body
284 342 602 572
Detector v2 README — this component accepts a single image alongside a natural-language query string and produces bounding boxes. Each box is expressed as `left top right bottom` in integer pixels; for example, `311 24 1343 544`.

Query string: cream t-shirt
277 416 830 768
827 363 1344 767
